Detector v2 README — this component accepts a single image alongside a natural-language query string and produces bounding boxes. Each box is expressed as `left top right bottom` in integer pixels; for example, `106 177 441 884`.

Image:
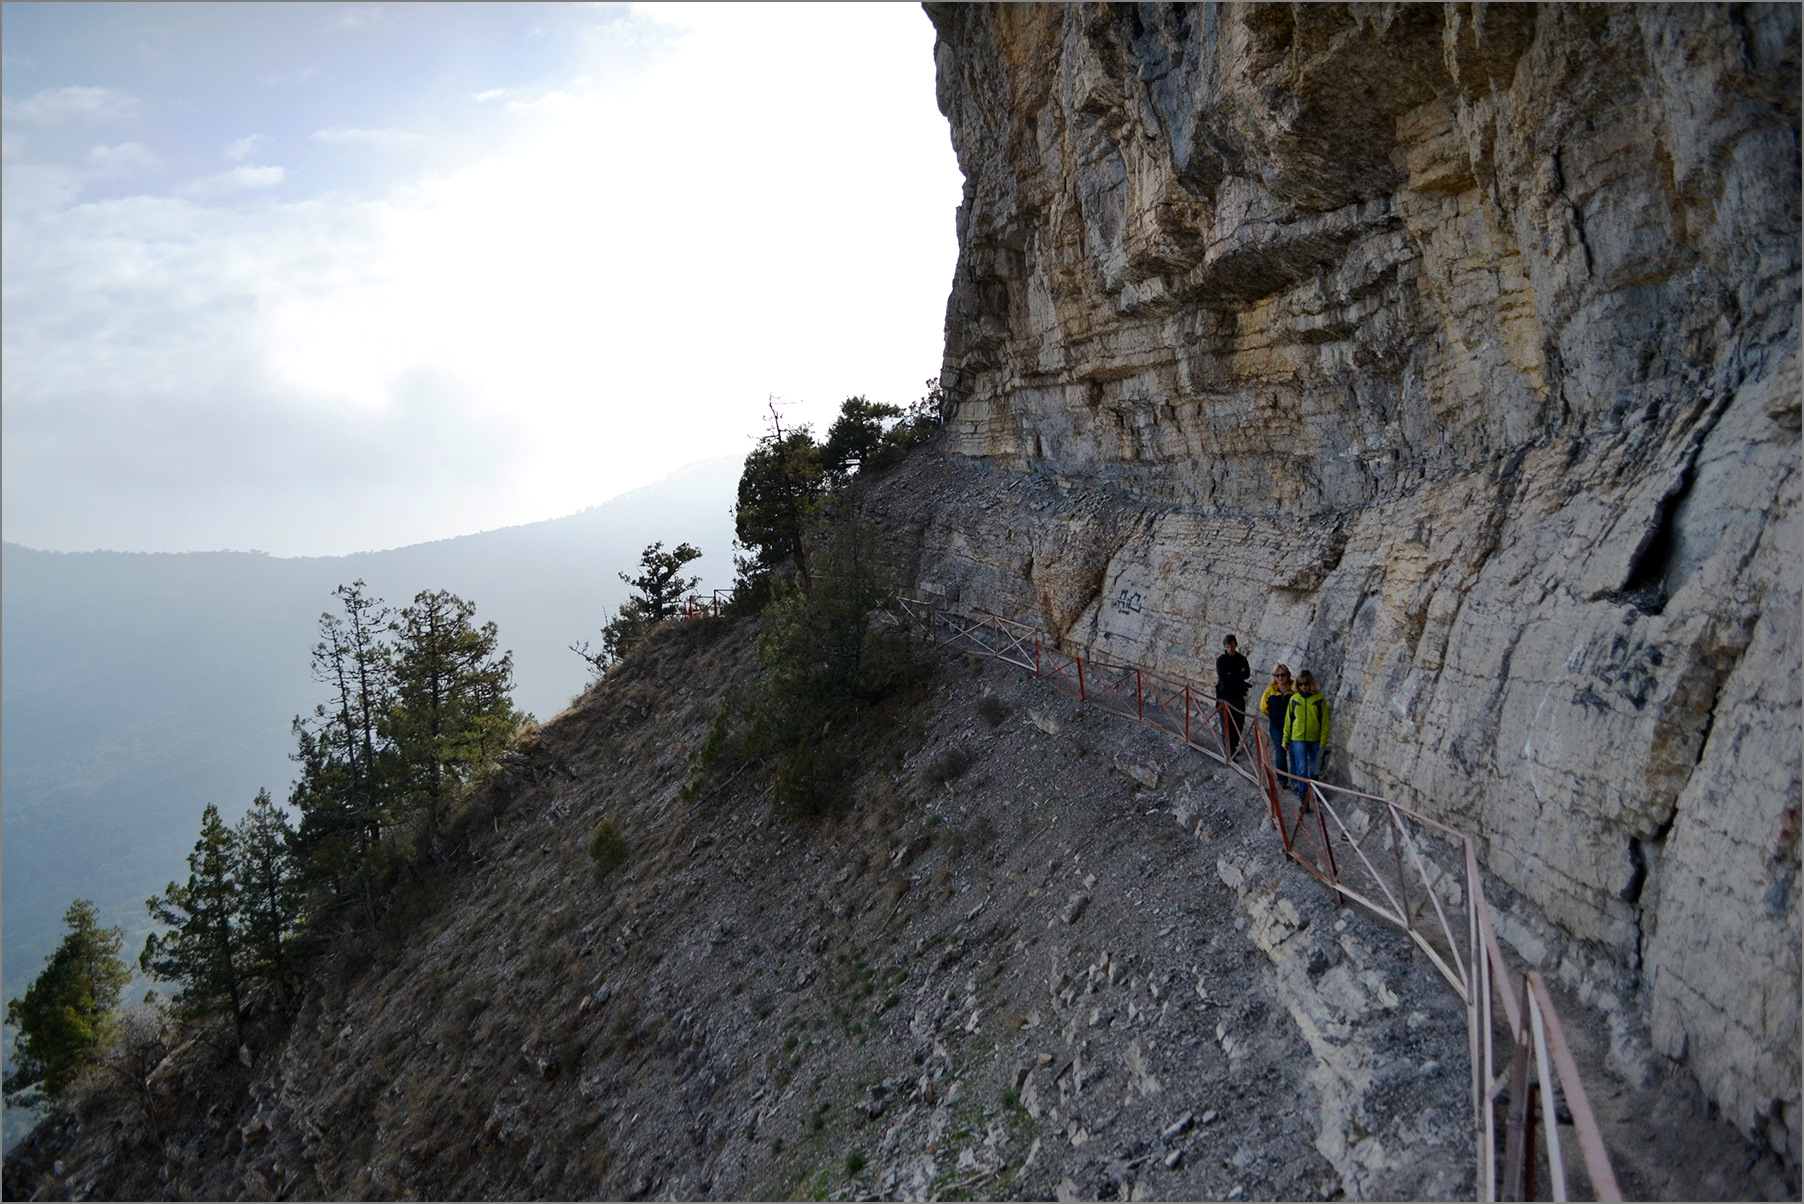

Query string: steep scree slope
9 619 1465 1201
903 2 1800 1161
6 616 1792 1200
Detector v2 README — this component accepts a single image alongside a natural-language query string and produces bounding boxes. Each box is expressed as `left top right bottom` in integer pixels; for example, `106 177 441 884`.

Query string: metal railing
676 589 734 619
891 596 1621 1202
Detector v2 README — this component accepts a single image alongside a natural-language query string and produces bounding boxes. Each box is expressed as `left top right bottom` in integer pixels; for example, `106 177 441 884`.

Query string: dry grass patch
918 746 972 786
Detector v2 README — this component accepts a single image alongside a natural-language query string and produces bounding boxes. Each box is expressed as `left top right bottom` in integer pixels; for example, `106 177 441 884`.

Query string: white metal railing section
888 596 1622 1202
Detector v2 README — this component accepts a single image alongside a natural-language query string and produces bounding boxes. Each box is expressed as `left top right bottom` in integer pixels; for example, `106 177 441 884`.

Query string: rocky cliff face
904 1 1800 1162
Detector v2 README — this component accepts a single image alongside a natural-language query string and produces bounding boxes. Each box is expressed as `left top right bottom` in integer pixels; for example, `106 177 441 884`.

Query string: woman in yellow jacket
1258 665 1294 781
1283 670 1330 802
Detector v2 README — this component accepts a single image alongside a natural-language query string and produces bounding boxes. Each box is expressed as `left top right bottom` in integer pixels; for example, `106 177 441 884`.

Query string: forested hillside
1 457 737 1017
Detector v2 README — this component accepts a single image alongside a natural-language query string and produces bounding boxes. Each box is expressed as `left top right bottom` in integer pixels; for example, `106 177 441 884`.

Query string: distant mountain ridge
0 456 741 1008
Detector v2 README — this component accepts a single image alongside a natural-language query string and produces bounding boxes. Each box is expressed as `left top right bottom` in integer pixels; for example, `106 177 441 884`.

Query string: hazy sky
1 2 963 556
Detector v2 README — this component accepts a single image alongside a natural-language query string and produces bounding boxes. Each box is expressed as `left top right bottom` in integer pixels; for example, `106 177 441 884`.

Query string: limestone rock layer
906 1 1801 1159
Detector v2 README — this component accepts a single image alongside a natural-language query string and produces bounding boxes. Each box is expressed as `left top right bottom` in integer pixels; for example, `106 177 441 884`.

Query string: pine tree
288 715 365 918
749 520 918 814
289 581 396 927
3 900 132 1101
575 541 704 671
821 396 903 482
388 590 521 853
232 791 302 1004
734 403 824 584
753 519 911 744
141 804 247 1035
323 580 393 847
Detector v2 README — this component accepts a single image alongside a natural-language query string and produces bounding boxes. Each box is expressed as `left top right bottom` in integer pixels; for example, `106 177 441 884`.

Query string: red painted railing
891 596 1621 1202
675 589 734 619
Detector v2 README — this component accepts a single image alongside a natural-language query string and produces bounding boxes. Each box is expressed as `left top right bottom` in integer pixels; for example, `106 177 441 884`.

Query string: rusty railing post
1315 787 1342 897
1467 839 1490 1202
1501 974 1536 1201
1391 807 1413 936
1077 655 1086 701
1526 973 1623 1201
1527 979 1569 1202
1256 724 1285 841
1136 669 1143 719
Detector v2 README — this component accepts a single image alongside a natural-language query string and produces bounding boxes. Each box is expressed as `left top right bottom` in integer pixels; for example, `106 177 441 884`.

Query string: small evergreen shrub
587 817 627 874
746 521 922 817
680 695 738 803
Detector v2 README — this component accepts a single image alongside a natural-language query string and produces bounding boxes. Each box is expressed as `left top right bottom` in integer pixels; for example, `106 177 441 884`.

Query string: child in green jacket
1283 671 1330 802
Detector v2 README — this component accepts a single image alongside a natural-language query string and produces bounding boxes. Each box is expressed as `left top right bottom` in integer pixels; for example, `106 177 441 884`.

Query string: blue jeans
1269 717 1289 777
1290 740 1320 802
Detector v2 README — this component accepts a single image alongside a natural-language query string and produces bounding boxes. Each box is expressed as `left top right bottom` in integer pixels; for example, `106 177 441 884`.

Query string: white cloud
1 130 22 160
311 126 422 148
0 162 82 219
85 142 160 179
471 89 509 103
2 5 961 556
224 134 268 162
326 6 390 32
179 164 286 199
1 86 139 124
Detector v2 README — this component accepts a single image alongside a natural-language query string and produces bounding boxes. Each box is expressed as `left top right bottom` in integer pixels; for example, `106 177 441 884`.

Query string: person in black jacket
1214 634 1251 759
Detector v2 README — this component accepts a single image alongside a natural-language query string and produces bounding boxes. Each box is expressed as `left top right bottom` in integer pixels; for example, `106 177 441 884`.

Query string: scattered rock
1062 893 1090 924
1124 1041 1162 1097
1113 754 1161 789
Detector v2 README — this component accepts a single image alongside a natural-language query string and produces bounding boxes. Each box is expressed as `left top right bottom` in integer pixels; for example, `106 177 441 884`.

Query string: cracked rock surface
908 1 1800 1162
